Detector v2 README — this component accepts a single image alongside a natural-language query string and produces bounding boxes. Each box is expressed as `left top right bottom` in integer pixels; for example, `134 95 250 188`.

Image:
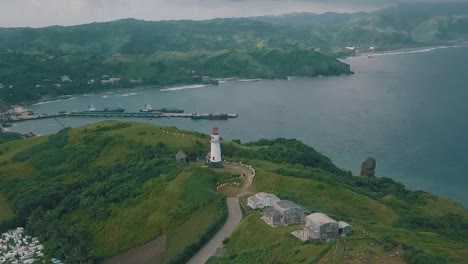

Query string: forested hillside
1 2 467 105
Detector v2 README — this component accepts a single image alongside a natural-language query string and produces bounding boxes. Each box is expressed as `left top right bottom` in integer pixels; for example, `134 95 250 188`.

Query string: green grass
0 195 13 221
209 214 329 264
365 225 468 263
252 161 399 226
0 121 225 262
162 204 219 263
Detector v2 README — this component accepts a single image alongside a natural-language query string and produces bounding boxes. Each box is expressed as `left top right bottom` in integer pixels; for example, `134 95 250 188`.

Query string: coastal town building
129 78 144 85
0 227 49 264
247 192 280 209
262 200 304 227
61 75 72 82
101 77 121 85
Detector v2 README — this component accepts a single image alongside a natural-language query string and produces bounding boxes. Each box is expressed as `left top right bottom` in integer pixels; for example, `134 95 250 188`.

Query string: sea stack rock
360 157 376 177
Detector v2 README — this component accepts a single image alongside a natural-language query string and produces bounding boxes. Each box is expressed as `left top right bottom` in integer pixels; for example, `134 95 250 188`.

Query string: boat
191 112 229 120
103 107 125 113
140 105 184 113
153 107 184 113
86 105 125 113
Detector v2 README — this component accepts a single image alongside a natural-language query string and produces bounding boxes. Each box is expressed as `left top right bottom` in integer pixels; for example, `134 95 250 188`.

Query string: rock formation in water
360 157 376 177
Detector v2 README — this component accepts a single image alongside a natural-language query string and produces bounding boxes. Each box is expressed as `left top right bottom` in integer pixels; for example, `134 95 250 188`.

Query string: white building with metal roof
263 200 304 226
247 192 280 210
292 213 340 242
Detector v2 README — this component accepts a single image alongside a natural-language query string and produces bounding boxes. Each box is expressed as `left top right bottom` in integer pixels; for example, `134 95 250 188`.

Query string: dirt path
222 163 254 197
186 197 242 264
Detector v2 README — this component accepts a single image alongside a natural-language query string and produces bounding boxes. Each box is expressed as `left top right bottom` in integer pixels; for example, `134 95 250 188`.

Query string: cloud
0 0 466 27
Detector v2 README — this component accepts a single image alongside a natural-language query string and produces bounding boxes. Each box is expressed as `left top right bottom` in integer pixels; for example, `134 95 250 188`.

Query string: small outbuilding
292 213 339 242
175 150 188 163
263 200 304 226
247 192 280 210
338 221 352 237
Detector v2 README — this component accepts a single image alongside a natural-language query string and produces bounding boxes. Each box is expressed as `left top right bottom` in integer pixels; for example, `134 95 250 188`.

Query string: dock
1 112 239 123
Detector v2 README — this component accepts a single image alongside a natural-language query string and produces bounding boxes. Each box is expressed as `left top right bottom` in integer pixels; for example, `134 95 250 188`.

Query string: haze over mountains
0 2 467 105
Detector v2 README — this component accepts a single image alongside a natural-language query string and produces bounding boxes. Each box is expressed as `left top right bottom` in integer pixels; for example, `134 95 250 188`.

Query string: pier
1 112 239 123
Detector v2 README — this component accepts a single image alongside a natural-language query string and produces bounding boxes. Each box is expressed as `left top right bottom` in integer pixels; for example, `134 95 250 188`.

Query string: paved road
186 197 242 264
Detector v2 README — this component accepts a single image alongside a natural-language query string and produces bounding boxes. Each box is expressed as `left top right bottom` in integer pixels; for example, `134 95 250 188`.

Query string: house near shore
101 77 121 85
61 75 72 82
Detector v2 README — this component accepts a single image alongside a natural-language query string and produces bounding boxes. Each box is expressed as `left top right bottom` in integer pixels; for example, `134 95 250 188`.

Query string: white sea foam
237 78 262 82
160 84 211 92
370 46 464 57
117 92 138 97
32 97 75 105
102 95 109 98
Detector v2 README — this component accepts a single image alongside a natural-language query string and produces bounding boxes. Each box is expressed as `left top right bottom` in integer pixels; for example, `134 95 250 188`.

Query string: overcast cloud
0 0 465 28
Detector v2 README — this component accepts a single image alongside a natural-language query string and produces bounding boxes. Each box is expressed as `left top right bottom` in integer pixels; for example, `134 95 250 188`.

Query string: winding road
186 197 241 264
186 163 254 264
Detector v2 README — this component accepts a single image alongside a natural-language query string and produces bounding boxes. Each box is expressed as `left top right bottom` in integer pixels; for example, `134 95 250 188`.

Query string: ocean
10 46 468 207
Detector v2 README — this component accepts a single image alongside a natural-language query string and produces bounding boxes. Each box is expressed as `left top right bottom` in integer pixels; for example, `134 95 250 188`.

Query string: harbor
1 111 239 123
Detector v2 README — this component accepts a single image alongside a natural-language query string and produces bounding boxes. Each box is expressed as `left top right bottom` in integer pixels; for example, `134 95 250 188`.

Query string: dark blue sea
10 46 468 207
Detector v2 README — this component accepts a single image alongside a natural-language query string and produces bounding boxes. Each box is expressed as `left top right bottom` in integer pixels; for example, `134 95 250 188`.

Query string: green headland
0 121 467 263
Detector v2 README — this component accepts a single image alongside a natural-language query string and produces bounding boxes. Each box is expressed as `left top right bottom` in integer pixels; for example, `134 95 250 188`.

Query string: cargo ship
191 112 229 120
86 105 125 113
140 104 184 113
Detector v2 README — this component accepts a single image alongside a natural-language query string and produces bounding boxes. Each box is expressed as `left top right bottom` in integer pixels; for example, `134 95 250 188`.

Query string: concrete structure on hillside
338 221 352 237
175 150 188 163
247 192 280 210
207 126 223 168
292 213 340 242
262 200 304 226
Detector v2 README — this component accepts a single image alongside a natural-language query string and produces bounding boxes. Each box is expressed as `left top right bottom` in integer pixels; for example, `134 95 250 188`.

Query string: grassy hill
0 122 229 263
1 121 467 263
208 159 468 264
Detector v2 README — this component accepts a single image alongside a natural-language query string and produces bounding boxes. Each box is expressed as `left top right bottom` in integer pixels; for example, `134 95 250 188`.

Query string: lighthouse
209 126 223 168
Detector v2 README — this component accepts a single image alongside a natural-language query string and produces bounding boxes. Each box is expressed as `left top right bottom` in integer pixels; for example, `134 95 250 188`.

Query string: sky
0 0 464 28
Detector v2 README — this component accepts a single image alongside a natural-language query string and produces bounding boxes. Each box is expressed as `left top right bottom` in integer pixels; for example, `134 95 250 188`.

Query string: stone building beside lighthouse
207 126 223 168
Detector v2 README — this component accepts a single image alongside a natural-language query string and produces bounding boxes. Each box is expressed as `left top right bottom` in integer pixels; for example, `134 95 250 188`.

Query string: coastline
347 44 468 59
7 44 467 110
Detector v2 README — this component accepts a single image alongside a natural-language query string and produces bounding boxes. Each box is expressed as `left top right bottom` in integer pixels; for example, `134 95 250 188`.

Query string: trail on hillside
187 163 254 264
186 197 242 264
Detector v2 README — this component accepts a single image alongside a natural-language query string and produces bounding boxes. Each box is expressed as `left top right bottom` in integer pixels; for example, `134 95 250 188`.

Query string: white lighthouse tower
209 126 223 168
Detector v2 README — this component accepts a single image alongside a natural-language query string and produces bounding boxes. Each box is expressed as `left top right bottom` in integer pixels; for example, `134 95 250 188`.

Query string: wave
32 97 75 105
102 95 109 98
237 78 262 82
117 92 138 97
160 84 211 92
369 46 464 57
